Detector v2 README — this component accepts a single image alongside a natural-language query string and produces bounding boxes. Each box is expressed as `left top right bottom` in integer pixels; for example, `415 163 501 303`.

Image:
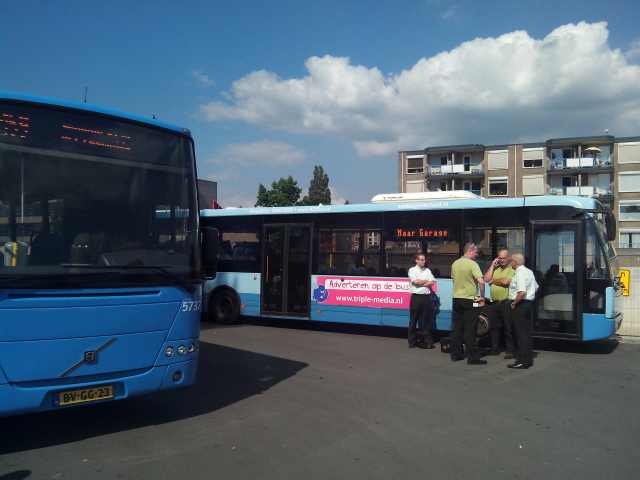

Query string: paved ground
1 320 639 480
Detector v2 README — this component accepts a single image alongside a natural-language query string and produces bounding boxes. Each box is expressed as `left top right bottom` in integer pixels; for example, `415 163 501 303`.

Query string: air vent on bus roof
370 191 483 203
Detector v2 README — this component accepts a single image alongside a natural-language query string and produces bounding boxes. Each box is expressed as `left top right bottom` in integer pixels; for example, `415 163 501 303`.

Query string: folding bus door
531 221 582 338
262 224 312 317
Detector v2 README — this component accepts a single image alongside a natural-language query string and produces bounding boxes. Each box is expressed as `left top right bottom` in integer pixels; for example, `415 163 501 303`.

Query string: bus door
262 224 312 317
530 221 582 338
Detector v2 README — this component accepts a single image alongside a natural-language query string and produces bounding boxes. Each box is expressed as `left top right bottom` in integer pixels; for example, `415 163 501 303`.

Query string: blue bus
201 191 621 342
0 93 217 416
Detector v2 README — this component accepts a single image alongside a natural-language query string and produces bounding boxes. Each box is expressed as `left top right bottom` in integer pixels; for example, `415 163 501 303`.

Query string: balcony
428 165 484 176
549 157 612 170
549 186 613 197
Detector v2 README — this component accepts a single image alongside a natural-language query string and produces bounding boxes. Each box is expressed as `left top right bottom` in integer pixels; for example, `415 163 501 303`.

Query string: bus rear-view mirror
605 210 616 242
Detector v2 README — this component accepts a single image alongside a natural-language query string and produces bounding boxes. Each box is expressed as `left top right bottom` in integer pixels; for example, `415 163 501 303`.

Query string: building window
618 142 640 164
440 181 449 191
462 181 482 195
619 202 640 221
440 155 448 166
522 175 545 196
619 230 640 249
618 172 640 192
487 150 509 170
405 180 424 193
488 177 508 196
406 156 424 174
463 155 471 172
524 158 543 168
523 148 544 168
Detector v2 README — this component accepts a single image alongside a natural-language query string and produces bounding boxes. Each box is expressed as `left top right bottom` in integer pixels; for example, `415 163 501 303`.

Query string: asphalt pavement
1 320 639 479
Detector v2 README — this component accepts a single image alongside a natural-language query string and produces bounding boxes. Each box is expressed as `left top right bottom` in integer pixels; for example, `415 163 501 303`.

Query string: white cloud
199 22 640 155
626 38 640 62
192 70 214 87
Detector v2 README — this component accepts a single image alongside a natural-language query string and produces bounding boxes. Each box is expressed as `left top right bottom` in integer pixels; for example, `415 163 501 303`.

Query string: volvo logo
60 338 117 377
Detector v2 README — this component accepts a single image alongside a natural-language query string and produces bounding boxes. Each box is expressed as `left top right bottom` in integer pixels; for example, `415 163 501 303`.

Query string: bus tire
210 289 240 324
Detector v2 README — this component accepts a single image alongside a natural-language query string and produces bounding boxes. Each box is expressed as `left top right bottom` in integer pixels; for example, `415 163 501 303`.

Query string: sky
2 0 640 207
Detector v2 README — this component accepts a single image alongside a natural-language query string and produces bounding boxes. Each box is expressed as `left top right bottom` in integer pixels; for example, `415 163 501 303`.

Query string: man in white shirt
408 254 436 349
507 253 539 369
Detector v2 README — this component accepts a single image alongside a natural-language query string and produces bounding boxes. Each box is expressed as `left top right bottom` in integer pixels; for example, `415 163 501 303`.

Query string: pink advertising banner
312 276 438 310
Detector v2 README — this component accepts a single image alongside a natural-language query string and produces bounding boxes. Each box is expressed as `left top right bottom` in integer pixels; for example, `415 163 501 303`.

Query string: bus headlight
188 342 197 354
165 346 175 357
177 345 187 356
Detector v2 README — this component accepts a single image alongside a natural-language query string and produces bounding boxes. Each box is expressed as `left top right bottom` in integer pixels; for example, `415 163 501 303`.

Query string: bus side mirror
201 227 219 277
605 209 616 242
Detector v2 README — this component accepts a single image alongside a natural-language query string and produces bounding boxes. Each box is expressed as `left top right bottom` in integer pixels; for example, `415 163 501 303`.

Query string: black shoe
409 343 417 349
450 355 465 362
507 362 531 369
467 359 488 365
487 350 501 356
504 353 515 360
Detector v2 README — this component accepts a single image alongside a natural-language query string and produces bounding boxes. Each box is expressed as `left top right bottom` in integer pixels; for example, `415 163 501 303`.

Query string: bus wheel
210 289 240 324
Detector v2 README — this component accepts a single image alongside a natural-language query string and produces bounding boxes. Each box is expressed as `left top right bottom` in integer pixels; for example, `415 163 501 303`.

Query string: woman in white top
408 253 436 349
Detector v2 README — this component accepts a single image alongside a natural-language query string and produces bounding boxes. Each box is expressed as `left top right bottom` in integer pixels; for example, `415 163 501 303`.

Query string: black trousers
512 300 534 364
489 300 515 353
409 294 435 346
450 298 480 361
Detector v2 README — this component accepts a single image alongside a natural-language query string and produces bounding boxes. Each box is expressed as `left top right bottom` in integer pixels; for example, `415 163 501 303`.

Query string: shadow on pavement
241 316 408 339
0 342 307 455
235 316 620 355
0 471 32 480
533 337 619 355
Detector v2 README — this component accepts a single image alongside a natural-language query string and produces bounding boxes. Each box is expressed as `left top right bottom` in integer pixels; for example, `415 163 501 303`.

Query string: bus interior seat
70 232 106 265
538 293 573 320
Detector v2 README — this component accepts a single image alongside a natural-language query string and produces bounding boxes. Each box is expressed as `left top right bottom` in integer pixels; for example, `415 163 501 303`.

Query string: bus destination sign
395 227 449 239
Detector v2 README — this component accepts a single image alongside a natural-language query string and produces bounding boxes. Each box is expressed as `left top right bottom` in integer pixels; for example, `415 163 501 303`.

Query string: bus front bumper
0 357 197 417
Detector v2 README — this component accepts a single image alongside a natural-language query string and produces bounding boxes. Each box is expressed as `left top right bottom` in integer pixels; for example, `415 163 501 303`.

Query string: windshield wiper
0 271 121 287
63 264 193 291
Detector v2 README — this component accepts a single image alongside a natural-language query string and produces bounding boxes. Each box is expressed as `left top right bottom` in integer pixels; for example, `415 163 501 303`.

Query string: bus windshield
0 101 199 288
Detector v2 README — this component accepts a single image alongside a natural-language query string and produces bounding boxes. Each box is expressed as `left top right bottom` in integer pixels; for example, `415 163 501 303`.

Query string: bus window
363 230 382 275
218 230 259 272
465 227 492 272
584 221 609 313
384 236 459 278
494 228 525 256
317 229 363 275
384 239 421 277
534 225 577 334
585 222 607 280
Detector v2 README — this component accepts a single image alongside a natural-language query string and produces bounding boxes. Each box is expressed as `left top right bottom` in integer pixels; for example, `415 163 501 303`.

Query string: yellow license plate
58 385 114 406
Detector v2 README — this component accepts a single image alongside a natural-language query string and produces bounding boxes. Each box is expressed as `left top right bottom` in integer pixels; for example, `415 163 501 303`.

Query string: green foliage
255 176 302 207
299 165 331 206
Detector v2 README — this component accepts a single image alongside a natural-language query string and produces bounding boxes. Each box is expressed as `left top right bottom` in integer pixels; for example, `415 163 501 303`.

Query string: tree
255 176 302 207
299 165 331 205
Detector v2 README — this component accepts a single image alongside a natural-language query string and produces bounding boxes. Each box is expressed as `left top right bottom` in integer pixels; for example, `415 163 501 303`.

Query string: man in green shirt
450 242 486 365
484 249 516 358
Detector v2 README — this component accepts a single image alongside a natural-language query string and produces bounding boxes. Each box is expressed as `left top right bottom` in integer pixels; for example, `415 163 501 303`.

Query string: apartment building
398 135 640 267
